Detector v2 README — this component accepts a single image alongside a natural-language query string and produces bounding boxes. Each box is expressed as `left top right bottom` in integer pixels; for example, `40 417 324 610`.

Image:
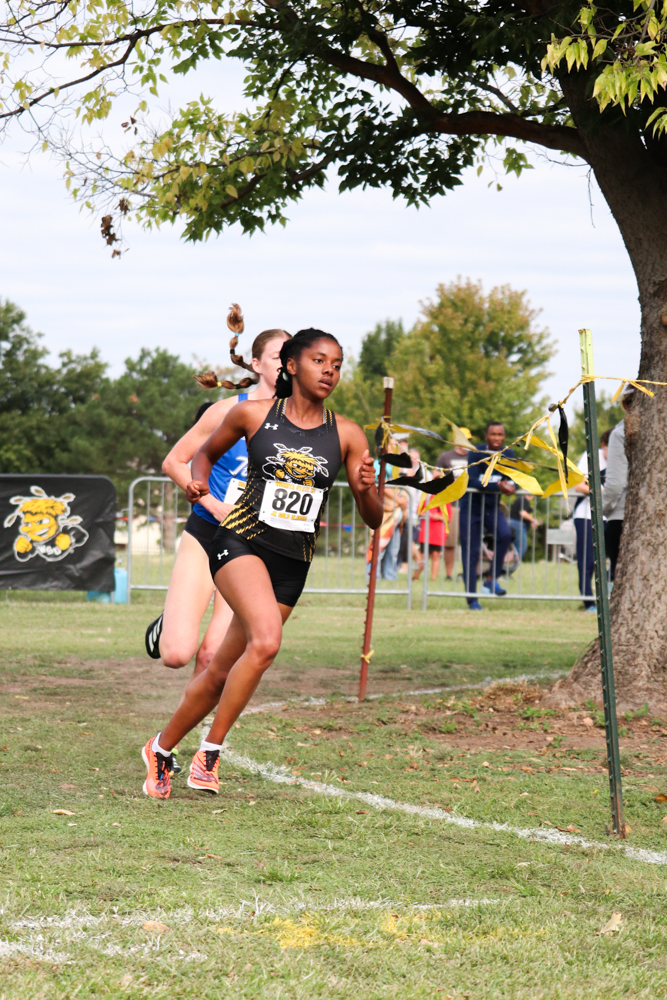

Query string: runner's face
251 335 289 389
289 339 342 399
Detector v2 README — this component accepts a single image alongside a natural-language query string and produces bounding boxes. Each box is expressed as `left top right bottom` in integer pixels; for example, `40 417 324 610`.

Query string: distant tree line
331 279 556 462
0 299 217 496
0 279 559 497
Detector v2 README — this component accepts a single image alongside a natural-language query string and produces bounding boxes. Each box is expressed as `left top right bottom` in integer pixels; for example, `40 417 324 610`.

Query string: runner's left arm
341 420 383 530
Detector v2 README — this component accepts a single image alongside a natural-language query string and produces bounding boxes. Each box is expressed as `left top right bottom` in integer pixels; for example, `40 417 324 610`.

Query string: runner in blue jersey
192 423 249 527
143 306 290 771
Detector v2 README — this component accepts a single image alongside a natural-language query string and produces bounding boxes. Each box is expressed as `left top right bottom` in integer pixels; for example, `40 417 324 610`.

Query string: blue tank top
194 393 248 524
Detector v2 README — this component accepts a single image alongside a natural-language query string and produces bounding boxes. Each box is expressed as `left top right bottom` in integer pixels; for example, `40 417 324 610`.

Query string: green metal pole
579 329 625 837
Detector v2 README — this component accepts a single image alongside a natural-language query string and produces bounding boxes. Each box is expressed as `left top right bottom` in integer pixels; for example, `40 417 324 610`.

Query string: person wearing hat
436 427 473 581
602 385 634 580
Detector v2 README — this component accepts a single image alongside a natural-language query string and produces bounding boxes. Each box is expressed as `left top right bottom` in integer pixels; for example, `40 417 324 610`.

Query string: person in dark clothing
509 493 539 562
436 427 472 579
459 422 516 610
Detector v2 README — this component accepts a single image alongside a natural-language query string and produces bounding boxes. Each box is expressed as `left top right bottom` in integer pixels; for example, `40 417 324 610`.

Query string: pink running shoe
187 749 219 794
142 736 172 799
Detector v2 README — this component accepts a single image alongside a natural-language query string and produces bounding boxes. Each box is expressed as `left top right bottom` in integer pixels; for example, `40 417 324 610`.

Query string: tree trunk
547 74 667 712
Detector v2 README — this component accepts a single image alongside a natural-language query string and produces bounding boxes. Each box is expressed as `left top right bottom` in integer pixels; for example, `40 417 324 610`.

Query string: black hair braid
274 328 343 399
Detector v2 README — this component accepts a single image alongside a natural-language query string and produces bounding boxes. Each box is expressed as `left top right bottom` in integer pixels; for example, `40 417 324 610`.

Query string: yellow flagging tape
495 463 542 495
423 469 469 512
441 416 474 449
360 649 375 664
481 449 502 488
367 374 666 499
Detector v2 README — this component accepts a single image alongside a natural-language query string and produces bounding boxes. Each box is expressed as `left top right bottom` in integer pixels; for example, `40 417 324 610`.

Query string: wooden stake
358 377 394 701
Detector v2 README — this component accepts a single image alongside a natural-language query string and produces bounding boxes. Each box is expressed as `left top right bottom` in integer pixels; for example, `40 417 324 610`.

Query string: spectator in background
459 422 515 610
367 439 408 581
414 483 451 582
573 431 608 610
436 427 472 580
399 447 422 573
600 428 613 462
602 386 633 580
509 493 540 562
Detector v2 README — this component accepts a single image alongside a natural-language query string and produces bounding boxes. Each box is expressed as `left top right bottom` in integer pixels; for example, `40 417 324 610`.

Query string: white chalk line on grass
8 895 499 932
222 747 667 868
0 938 71 964
243 670 566 717
2 896 500 965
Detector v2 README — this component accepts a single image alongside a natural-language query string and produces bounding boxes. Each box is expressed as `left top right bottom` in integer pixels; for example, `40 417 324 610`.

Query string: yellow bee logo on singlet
263 444 329 488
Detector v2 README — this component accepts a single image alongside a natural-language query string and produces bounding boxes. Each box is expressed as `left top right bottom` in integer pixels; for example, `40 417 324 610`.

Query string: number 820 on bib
259 481 324 533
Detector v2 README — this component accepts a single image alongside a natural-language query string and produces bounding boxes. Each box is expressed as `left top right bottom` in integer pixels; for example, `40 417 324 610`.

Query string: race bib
224 478 246 504
259 481 324 533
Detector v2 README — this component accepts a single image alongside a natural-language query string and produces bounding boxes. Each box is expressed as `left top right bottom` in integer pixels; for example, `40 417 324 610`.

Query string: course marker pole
579 328 625 837
358 377 394 702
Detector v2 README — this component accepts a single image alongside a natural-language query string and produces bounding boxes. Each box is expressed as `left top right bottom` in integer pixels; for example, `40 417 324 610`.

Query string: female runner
143 308 290 763
141 328 382 798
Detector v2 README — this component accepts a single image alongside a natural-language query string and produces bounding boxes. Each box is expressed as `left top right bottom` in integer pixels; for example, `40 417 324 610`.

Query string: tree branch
0 32 147 122
0 8 586 160
317 41 434 112
463 75 521 115
432 109 586 158
316 44 586 159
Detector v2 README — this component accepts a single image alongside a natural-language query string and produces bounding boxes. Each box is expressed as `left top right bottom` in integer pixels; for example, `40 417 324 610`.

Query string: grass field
4 593 667 998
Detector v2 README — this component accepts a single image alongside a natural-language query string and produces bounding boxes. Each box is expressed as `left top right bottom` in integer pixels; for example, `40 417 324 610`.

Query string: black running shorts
209 526 310 607
183 510 221 556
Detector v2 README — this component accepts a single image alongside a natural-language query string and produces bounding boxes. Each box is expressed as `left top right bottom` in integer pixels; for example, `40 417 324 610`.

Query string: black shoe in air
170 748 183 775
145 613 164 659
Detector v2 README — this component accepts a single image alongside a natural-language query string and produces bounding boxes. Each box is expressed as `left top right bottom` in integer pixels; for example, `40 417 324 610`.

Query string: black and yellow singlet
221 398 342 563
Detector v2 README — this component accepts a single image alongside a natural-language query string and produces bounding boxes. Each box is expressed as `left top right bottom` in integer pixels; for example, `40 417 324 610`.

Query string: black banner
0 475 116 591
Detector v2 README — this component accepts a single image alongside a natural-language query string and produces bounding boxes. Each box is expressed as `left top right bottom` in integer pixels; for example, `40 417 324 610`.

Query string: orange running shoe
187 749 219 794
142 736 172 799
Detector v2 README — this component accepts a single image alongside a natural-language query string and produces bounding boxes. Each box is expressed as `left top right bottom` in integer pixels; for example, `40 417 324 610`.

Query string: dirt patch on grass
3 653 464 714
2 656 185 712
256 660 455 700
7 656 666 765
271 681 667 761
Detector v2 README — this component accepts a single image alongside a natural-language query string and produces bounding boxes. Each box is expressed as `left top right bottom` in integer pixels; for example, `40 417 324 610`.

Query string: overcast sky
0 68 641 416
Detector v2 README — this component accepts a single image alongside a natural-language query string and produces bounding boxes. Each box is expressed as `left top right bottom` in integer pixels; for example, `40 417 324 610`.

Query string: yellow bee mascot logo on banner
3 486 90 563
263 444 329 488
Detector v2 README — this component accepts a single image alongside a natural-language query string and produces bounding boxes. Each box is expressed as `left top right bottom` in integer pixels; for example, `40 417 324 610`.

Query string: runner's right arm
162 397 237 521
186 401 266 502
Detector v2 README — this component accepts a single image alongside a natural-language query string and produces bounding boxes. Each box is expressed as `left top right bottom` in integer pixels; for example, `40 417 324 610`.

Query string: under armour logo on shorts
217 549 229 560
265 422 278 430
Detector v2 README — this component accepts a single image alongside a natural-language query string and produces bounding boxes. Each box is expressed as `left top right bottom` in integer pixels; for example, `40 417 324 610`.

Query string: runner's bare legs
159 555 291 751
159 532 233 673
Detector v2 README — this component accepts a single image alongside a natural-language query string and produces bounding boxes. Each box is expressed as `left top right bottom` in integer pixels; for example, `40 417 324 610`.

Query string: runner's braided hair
275 328 343 399
195 303 286 391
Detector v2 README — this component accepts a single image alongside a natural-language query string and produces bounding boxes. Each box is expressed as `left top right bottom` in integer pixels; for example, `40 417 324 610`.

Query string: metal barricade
124 476 183 599
123 477 592 605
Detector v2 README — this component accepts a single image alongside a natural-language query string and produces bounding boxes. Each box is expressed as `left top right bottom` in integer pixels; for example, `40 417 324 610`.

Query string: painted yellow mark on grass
269 916 360 950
